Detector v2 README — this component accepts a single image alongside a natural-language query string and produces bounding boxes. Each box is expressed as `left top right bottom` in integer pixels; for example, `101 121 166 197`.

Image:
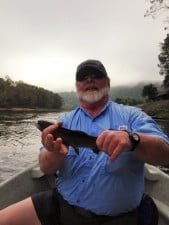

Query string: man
0 59 169 225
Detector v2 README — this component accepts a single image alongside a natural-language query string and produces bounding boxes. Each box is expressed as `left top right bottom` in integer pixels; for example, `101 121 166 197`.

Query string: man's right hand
39 122 68 175
41 122 68 156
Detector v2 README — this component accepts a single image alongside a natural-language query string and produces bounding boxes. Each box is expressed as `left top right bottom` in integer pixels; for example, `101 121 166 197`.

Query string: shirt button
82 179 85 182
77 200 80 203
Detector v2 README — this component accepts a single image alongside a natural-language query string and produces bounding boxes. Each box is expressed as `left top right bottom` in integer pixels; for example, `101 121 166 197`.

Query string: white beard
77 87 110 104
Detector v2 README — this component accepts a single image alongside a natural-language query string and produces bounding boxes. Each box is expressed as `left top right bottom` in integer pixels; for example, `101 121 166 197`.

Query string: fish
36 120 100 154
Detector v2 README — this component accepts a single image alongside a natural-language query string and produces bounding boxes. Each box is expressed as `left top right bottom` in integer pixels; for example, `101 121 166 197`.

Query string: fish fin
73 147 79 155
92 147 100 154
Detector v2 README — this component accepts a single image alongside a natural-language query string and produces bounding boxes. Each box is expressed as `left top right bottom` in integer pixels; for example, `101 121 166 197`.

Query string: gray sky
0 0 167 92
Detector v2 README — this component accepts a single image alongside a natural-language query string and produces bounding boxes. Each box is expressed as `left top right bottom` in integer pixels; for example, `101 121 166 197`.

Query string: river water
0 112 169 184
0 112 60 183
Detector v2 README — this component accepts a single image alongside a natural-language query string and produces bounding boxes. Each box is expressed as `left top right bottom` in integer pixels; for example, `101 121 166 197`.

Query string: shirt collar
80 100 111 119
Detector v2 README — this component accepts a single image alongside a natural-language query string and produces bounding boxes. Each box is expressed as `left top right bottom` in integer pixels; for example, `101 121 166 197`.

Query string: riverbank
0 107 62 112
1 100 169 119
138 100 169 119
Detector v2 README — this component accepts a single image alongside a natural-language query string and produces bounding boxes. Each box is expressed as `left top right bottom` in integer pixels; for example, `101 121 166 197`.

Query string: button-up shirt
54 100 169 216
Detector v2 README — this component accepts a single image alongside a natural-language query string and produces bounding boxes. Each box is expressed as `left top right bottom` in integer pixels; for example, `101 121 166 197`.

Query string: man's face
76 74 110 104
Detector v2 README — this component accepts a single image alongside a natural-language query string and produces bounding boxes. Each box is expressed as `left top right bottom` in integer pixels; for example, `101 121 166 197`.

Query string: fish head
36 120 54 131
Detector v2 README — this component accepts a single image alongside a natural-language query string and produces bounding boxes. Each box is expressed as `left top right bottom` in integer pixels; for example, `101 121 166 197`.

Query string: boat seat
138 194 158 225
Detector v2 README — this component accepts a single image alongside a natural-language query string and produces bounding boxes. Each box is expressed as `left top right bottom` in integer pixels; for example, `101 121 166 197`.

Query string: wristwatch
125 131 140 152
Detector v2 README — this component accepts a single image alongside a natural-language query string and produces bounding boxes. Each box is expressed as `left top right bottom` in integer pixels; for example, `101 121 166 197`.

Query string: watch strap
124 130 140 152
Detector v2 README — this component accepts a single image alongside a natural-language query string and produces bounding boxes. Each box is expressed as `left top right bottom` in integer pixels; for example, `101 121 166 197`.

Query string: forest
0 76 63 109
0 75 164 111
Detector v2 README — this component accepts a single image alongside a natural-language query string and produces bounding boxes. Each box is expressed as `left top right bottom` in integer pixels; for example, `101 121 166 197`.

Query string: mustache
84 85 98 91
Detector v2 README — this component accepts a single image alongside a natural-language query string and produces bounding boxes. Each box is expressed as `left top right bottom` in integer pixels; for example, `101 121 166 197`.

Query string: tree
0 77 63 109
142 84 158 100
145 0 169 30
114 97 143 106
158 33 169 88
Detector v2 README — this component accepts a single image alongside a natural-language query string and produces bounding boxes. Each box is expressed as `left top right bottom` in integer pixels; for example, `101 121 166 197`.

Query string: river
0 112 169 184
0 111 61 184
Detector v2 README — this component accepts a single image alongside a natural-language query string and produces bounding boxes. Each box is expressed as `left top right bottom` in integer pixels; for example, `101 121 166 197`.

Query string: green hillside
139 100 169 119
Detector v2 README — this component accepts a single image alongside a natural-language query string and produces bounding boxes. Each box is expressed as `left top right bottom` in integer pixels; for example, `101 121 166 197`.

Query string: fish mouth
35 122 40 129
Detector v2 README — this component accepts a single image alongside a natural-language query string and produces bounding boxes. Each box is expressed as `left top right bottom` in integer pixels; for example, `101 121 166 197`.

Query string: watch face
127 132 140 151
133 133 140 142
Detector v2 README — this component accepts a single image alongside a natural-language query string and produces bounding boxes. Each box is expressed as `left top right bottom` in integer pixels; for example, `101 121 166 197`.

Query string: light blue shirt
54 100 169 216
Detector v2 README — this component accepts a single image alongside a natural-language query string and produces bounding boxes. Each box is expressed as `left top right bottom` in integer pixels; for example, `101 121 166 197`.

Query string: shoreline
0 108 37 112
0 108 61 112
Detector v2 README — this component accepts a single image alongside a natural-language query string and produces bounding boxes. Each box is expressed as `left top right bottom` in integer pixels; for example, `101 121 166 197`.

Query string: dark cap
76 59 108 81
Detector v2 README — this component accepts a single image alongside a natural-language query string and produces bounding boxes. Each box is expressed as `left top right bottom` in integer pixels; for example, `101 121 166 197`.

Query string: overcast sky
0 0 167 92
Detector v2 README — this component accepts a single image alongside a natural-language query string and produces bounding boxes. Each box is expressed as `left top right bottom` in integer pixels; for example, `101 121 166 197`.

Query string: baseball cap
76 59 108 81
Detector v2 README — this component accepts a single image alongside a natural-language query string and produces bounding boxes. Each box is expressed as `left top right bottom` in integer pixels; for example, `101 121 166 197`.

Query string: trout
36 120 100 154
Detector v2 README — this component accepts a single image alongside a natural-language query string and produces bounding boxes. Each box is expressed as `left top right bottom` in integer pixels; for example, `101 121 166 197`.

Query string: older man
0 59 169 225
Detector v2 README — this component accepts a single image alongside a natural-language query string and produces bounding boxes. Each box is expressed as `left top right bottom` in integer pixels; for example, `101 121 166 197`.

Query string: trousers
31 189 138 225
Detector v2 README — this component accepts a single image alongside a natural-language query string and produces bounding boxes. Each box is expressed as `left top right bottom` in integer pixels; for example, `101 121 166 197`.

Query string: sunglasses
77 72 105 82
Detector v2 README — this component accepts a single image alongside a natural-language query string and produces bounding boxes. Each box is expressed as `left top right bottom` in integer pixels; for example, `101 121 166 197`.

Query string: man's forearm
39 149 65 175
133 134 169 166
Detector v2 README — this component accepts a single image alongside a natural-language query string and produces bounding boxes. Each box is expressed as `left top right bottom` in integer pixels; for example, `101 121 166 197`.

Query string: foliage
142 83 158 100
0 77 63 109
114 97 143 106
145 0 169 30
145 1 169 87
158 33 169 88
139 99 169 119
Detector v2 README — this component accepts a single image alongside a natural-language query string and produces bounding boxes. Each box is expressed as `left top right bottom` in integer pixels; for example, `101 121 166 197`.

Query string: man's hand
41 122 68 156
96 130 131 161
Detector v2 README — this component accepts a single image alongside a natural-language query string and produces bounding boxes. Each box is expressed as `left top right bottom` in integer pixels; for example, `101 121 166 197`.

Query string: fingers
41 122 61 141
96 130 131 161
41 122 68 155
109 146 124 162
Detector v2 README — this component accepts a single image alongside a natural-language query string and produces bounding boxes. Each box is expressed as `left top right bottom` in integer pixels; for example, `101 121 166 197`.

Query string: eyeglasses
77 73 105 82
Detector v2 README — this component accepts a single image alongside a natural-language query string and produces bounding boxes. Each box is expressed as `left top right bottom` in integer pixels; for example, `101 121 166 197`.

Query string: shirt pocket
59 147 78 177
100 152 132 175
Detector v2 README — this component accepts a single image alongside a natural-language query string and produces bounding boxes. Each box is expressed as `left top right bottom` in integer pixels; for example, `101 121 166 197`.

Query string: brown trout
36 120 100 154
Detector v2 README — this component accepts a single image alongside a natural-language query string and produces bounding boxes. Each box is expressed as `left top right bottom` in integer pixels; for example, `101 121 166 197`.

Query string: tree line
142 1 169 101
0 76 63 109
142 32 169 101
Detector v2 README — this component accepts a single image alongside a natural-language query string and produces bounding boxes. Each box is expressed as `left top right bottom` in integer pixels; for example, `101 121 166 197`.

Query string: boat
0 163 169 225
144 164 169 225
